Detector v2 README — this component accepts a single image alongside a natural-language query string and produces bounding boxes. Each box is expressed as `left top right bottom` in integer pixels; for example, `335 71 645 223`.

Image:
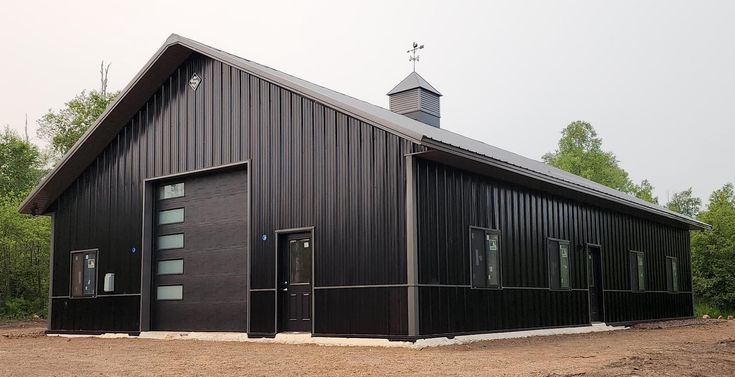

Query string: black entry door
588 246 604 322
278 233 312 332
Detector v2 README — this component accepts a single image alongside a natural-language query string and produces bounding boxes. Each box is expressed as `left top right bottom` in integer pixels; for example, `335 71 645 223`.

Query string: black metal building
20 35 709 339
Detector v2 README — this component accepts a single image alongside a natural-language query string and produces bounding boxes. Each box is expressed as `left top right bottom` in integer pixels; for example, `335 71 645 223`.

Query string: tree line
0 80 731 319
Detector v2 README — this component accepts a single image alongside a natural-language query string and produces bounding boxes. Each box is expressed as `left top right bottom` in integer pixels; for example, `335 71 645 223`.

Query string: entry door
278 233 312 332
588 246 605 322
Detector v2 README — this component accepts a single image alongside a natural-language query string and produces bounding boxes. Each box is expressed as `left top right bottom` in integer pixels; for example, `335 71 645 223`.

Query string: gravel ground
1 318 734 376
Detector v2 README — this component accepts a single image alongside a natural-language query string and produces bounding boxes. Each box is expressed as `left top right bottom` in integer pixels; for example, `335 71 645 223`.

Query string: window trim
630 250 646 292
69 248 99 299
156 258 185 276
666 256 679 293
469 226 502 290
547 238 572 291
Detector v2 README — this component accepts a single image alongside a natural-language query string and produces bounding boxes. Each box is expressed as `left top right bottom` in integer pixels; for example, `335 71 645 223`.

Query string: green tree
691 184 735 311
0 196 50 318
630 179 659 204
666 188 702 217
0 130 50 318
543 121 658 203
37 90 118 158
0 128 46 199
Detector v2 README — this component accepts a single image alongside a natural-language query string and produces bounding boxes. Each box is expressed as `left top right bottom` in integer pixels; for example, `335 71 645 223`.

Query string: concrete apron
47 323 626 349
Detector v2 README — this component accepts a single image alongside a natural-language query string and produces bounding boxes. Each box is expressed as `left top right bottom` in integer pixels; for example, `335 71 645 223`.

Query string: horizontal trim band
51 293 142 299
314 284 407 290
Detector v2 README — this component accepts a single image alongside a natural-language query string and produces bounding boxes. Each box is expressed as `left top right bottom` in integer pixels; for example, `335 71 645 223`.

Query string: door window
290 239 311 284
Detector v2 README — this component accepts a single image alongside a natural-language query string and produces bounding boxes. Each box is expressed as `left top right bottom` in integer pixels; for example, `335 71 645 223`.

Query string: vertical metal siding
416 158 693 336
50 53 420 335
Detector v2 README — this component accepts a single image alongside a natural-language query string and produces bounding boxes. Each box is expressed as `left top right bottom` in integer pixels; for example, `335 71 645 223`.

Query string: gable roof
387 71 442 96
19 34 709 230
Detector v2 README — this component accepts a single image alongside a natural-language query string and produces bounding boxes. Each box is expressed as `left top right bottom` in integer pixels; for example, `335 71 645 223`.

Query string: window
470 227 501 288
158 208 184 225
587 253 594 287
157 259 184 275
156 285 183 300
71 250 98 297
666 256 679 292
157 233 184 250
158 183 184 199
630 251 646 292
548 239 571 290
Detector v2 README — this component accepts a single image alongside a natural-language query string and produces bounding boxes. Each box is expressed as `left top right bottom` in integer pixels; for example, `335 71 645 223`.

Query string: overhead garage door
152 168 248 331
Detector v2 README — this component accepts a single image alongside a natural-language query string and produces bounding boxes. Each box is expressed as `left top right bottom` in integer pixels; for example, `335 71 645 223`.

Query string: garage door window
157 285 183 300
158 233 184 250
159 183 184 199
158 208 184 225
157 259 184 275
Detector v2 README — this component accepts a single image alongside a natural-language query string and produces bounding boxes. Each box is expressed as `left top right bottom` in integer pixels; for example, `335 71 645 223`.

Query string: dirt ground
1 319 734 376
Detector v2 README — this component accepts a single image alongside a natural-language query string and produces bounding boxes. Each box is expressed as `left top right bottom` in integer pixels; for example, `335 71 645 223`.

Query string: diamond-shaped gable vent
189 73 201 90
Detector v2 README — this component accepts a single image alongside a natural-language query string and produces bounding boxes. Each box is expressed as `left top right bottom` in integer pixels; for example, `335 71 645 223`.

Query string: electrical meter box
104 273 115 293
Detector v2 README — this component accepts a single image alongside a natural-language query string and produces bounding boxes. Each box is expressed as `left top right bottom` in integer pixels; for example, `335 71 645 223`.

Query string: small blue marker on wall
261 234 268 241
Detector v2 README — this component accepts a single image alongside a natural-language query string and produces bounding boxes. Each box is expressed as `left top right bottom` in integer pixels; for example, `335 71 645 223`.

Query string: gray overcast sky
1 1 733 203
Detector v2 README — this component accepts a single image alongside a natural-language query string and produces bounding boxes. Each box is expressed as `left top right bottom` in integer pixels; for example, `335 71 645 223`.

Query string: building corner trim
405 155 419 337
47 213 55 330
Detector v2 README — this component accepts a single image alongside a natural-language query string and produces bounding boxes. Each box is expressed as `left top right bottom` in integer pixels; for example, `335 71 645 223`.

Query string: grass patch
695 301 734 318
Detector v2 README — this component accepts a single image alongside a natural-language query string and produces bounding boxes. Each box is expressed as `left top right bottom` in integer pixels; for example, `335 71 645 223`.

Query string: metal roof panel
387 71 442 96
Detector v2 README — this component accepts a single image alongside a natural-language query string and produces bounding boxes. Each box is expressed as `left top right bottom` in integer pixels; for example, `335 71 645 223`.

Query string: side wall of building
50 53 419 336
415 158 693 336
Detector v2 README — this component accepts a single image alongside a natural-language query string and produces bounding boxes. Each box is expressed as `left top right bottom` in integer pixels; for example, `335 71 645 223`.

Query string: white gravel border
48 322 625 349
